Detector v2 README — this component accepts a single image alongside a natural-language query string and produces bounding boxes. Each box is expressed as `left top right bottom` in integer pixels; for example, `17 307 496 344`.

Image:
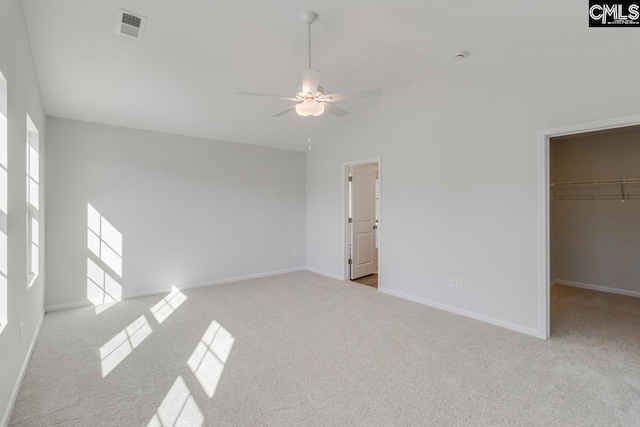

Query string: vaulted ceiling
21 0 640 151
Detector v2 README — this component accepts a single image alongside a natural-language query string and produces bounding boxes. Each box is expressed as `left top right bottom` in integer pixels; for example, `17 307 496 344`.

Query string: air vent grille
122 13 141 28
116 9 146 39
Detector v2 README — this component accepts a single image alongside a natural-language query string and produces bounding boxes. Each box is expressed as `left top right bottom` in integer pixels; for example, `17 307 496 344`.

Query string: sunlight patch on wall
100 315 152 377
187 320 235 398
87 203 124 312
147 376 204 427
87 258 122 314
88 203 123 277
150 286 187 324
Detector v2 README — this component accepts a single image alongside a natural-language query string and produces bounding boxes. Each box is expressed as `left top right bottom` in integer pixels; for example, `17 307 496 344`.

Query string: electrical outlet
292 249 298 257
455 279 463 290
448 278 455 288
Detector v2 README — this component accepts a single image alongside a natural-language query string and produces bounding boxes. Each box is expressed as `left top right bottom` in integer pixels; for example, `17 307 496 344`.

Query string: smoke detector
116 9 146 39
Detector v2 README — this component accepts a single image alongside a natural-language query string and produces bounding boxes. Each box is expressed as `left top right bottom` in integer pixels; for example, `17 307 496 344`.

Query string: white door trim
342 157 381 283
537 113 640 339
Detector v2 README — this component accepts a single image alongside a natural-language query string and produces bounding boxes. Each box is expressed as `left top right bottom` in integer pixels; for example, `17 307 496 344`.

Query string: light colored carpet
9 273 640 426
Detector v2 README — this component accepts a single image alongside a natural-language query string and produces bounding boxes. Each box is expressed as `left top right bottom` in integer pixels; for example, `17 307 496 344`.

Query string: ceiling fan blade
236 91 298 101
271 105 297 118
322 102 349 118
301 68 320 95
322 87 383 102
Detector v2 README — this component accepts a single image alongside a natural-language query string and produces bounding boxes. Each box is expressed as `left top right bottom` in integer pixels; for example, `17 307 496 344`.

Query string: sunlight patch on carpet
100 315 152 377
150 286 187 324
148 376 204 427
187 320 234 398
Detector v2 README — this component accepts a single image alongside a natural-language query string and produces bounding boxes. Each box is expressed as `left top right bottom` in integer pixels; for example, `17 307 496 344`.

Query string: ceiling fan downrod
303 11 317 69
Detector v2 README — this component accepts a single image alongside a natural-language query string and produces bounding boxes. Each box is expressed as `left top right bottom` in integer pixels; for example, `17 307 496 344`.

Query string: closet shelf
551 179 640 201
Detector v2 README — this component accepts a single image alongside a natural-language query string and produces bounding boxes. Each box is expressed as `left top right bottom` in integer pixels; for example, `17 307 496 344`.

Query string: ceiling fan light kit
296 99 325 117
236 11 382 119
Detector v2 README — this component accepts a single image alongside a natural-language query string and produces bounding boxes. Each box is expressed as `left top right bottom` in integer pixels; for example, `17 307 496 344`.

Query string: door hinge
348 176 352 182
348 217 352 223
348 259 352 265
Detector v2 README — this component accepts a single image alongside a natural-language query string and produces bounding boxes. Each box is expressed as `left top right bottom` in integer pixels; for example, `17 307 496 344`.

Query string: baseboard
305 266 344 281
44 299 95 312
125 267 307 299
554 279 640 298
378 287 542 339
1 309 45 427
45 267 306 313
550 279 559 288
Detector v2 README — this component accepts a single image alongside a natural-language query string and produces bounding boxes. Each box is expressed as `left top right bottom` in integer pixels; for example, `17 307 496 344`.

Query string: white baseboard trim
305 267 344 281
1 309 45 427
554 279 640 298
45 267 306 313
44 300 93 312
378 287 542 339
550 279 559 288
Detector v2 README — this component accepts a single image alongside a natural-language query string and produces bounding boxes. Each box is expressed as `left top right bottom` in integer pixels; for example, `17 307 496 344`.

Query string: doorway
343 159 380 289
549 126 640 341
539 115 640 339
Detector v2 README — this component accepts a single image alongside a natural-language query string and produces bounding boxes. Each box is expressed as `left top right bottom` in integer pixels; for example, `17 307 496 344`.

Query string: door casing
342 157 381 283
350 163 377 279
537 113 640 339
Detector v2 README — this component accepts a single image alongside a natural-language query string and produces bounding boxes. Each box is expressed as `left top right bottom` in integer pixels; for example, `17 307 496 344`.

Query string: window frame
0 70 8 330
26 114 39 288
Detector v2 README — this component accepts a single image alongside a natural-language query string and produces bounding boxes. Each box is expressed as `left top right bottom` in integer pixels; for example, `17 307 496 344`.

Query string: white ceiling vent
116 9 146 39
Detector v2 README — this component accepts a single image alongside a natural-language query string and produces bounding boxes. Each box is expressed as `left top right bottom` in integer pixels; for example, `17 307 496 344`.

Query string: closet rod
554 195 640 200
552 178 640 187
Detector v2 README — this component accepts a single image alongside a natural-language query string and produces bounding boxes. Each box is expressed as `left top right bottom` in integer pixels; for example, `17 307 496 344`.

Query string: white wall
552 128 640 294
0 0 47 425
45 118 305 309
306 52 640 337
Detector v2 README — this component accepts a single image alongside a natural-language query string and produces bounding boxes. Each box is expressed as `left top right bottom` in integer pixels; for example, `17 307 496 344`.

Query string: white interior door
350 164 377 279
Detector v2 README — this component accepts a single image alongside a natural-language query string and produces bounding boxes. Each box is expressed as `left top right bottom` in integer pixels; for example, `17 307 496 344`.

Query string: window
26 115 39 287
0 71 7 330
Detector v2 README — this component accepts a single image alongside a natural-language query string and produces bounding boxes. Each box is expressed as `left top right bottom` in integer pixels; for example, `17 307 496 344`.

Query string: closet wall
551 126 640 295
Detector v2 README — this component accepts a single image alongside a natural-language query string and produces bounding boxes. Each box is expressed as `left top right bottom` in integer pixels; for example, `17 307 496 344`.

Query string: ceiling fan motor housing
303 11 318 24
296 85 324 99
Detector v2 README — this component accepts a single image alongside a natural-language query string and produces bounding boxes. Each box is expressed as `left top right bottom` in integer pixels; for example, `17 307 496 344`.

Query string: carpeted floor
9 273 640 426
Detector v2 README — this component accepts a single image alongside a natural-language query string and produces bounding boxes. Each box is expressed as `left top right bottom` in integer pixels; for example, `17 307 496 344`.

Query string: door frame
342 157 381 283
537 113 640 339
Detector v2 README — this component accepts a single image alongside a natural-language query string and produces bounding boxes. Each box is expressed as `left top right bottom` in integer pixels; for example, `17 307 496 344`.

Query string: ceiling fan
237 11 382 118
